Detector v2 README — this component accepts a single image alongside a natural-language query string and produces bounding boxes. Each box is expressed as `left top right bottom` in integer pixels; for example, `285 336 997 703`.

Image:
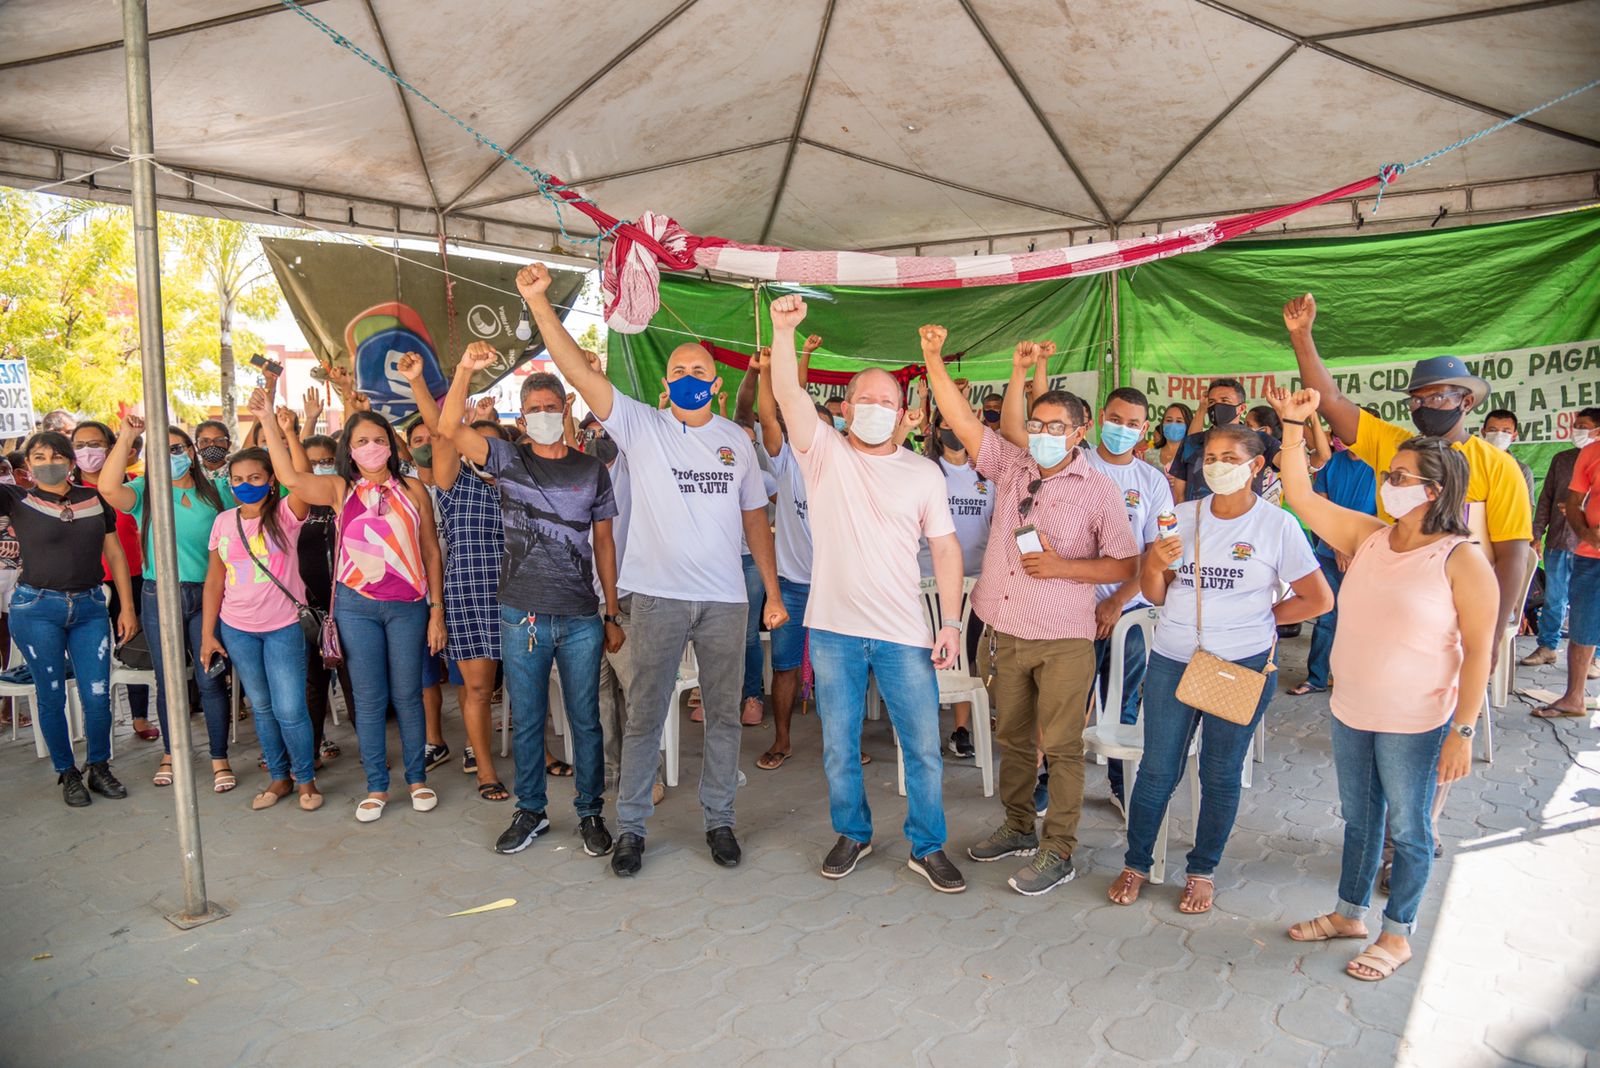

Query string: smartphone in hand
1014 524 1043 555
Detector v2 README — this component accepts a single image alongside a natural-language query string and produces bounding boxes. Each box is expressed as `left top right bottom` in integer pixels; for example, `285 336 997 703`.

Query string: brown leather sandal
1107 868 1147 906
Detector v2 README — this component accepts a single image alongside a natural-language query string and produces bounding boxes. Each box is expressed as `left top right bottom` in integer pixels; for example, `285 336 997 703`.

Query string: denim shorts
1569 555 1600 646
770 577 811 672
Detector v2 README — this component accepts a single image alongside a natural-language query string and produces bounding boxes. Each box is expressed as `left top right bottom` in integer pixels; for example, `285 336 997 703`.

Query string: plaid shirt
971 430 1139 641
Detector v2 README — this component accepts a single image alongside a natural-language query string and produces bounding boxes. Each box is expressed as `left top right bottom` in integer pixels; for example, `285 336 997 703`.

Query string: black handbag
236 511 325 649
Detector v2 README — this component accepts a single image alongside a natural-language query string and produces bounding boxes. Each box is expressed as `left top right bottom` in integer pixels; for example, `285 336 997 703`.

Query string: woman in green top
101 413 238 791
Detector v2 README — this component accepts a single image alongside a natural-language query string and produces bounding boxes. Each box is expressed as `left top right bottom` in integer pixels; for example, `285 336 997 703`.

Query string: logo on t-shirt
975 481 989 496
1230 541 1255 561
1124 488 1142 509
717 446 736 468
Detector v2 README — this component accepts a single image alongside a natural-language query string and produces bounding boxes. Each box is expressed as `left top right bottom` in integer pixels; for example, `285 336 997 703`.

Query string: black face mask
589 437 619 465
1411 403 1464 438
1208 403 1239 427
198 444 229 466
938 429 963 452
981 409 1001 425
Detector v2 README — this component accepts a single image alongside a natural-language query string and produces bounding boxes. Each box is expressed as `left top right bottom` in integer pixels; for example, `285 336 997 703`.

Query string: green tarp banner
1119 208 1600 482
262 237 585 425
616 274 1110 411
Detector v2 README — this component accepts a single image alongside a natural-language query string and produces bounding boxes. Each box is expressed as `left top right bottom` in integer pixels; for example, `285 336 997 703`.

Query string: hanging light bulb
514 301 532 342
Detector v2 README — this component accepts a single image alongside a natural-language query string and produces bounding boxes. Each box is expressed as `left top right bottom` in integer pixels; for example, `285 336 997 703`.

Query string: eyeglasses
1404 390 1467 411
1378 469 1436 487
1018 477 1043 521
1024 420 1079 436
167 443 189 456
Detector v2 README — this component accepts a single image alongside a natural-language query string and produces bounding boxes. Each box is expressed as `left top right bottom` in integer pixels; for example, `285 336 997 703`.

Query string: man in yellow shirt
1282 294 1532 662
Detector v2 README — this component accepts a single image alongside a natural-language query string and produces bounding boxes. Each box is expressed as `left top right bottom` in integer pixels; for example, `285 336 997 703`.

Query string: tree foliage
0 190 280 425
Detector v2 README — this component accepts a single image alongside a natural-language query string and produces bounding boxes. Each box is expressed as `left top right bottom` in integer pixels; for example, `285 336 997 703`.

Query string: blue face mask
1162 422 1186 443
170 452 192 480
1028 433 1069 469
1100 421 1143 455
231 480 272 505
666 374 714 411
832 415 847 432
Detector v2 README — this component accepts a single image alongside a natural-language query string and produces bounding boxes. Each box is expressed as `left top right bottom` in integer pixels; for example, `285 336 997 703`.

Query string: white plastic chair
897 577 993 798
6 670 89 761
1082 607 1199 885
1464 502 1535 763
661 642 696 788
547 674 575 768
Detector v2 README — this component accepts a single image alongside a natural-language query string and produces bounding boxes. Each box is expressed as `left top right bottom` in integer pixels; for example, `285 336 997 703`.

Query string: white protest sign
0 360 35 437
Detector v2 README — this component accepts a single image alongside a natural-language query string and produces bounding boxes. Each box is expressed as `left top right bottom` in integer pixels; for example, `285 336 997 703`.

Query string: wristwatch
1453 723 1475 739
940 619 962 631
603 613 622 625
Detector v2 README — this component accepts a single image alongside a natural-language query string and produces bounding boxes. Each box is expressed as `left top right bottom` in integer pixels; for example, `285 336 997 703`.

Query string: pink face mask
350 440 391 472
74 446 108 473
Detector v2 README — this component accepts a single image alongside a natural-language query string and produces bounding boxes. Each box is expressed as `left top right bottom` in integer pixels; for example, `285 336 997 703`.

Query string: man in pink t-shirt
769 294 969 894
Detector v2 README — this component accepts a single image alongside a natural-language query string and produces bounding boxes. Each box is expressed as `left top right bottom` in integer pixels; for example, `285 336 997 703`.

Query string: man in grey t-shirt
442 342 624 862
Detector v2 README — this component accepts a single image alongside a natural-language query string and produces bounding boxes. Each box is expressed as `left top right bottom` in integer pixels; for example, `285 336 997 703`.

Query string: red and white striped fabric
601 210 693 333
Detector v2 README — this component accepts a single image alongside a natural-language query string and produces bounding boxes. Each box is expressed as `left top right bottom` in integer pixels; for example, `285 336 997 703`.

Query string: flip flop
546 760 574 777
1532 704 1586 718
1347 943 1409 982
1288 915 1367 942
477 781 509 801
756 749 790 771
1287 682 1326 697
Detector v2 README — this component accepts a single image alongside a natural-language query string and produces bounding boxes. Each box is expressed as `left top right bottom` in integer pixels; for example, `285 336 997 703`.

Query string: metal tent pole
121 0 226 930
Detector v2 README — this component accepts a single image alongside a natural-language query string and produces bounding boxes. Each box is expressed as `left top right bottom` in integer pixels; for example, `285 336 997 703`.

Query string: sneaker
1007 848 1076 896
706 826 742 868
85 761 127 799
424 743 451 772
579 814 614 857
462 746 477 774
1108 786 1125 820
1033 773 1050 818
1519 646 1558 666
59 767 91 808
821 835 872 879
967 824 1039 862
908 849 966 893
612 832 645 877
947 727 975 758
740 697 764 726
494 809 549 854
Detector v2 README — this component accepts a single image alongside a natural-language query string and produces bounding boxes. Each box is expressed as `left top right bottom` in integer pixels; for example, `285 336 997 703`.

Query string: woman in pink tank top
1268 388 1496 985
258 400 446 825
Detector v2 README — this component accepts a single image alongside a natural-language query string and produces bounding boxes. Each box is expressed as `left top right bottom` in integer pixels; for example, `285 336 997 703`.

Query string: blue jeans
143 580 232 759
9 584 113 773
499 605 605 819
334 592 429 792
810 629 946 858
1331 717 1447 936
1124 650 1275 878
220 620 317 784
741 554 764 701
1536 548 1574 650
1305 553 1345 690
769 578 811 672
1094 608 1147 801
1569 555 1600 647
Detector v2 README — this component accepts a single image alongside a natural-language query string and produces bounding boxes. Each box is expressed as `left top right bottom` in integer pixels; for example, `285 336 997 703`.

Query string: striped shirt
971 429 1139 641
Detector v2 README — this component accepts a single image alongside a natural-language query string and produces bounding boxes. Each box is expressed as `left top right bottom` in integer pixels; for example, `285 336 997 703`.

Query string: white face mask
848 403 898 446
1571 428 1593 449
312 462 336 476
524 410 565 446
1483 430 1514 451
1379 479 1433 519
1202 460 1254 496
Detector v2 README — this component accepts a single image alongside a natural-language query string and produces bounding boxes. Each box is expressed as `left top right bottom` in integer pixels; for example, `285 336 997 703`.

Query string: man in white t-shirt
768 295 969 893
517 264 786 879
1083 386 1174 814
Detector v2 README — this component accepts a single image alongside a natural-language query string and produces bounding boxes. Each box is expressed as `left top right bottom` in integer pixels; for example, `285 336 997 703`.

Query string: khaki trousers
993 632 1096 858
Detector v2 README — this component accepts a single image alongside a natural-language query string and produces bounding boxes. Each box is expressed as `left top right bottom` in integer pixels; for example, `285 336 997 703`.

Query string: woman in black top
1 431 138 806
297 433 353 760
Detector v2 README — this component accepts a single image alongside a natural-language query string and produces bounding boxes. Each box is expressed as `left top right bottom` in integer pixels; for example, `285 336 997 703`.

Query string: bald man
517 264 786 879
768 294 968 893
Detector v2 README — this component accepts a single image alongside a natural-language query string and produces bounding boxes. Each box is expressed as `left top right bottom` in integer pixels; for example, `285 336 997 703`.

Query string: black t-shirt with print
0 484 118 592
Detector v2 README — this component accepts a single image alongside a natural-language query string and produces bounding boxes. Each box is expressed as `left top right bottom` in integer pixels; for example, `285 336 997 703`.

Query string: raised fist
246 387 271 418
770 294 807 331
1013 341 1041 370
516 263 551 301
802 334 823 355
472 395 499 422
459 341 497 374
1283 293 1317 334
919 324 948 358
396 351 425 384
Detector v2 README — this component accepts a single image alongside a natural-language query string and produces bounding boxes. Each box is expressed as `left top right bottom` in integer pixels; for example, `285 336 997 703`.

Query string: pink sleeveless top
1329 527 1467 733
336 479 427 602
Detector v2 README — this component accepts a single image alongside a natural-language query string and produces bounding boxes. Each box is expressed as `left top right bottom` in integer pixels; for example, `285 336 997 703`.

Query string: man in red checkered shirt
923 327 1139 897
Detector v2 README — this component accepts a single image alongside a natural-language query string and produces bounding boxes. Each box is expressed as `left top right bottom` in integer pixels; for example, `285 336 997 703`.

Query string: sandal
319 739 341 760
546 760 574 778
1287 682 1326 697
1531 703 1586 719
860 752 872 765
1107 868 1146 906
1178 875 1215 914
212 768 237 794
1347 942 1410 982
756 749 791 771
152 758 174 788
1288 914 1367 942
477 780 509 802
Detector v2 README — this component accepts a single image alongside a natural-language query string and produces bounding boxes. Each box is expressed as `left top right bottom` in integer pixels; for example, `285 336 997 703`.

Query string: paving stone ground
1 635 1596 1067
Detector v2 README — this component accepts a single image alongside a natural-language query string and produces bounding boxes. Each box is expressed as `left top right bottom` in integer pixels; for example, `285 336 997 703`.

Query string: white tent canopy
1 0 1596 261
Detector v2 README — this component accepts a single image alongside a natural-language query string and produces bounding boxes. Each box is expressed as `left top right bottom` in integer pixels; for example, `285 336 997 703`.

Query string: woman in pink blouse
1269 388 1496 983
